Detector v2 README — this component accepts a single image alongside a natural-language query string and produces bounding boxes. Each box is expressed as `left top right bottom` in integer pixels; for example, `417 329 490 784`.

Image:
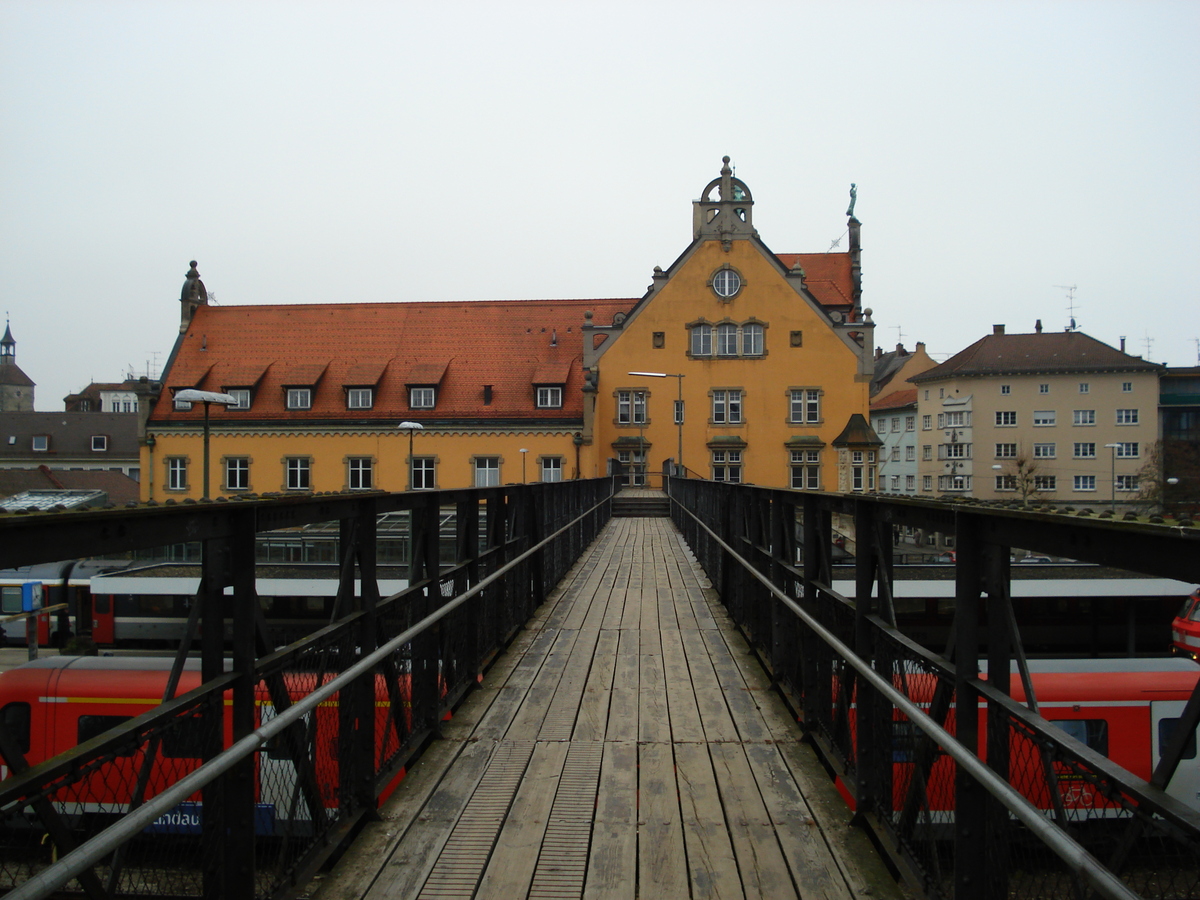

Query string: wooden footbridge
2 478 1197 900
312 514 899 900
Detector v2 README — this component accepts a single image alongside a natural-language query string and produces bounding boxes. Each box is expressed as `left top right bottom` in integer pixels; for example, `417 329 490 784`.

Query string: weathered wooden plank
638 742 690 897
638 641 670 744
585 741 638 900
474 742 569 899
356 738 501 900
678 626 740 742
775 739 908 900
674 741 745 899
574 628 619 742
708 742 800 899
660 628 706 743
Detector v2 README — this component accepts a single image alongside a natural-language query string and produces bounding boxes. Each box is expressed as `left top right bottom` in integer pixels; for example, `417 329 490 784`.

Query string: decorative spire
693 157 756 245
179 260 208 333
1 317 14 362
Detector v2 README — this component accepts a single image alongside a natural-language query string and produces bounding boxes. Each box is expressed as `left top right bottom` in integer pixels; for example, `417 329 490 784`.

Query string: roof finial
846 183 857 218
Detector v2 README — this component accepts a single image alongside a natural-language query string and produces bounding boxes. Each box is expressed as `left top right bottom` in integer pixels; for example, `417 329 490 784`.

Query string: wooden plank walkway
311 517 907 900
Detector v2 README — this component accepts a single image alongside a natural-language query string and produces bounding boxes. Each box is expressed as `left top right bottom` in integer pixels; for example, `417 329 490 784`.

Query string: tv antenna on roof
1054 284 1079 330
1142 332 1155 361
893 325 906 346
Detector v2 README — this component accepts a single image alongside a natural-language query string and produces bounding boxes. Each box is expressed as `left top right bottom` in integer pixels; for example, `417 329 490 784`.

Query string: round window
712 268 741 298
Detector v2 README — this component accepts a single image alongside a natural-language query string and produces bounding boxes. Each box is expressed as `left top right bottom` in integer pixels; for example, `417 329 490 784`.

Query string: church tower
0 320 35 411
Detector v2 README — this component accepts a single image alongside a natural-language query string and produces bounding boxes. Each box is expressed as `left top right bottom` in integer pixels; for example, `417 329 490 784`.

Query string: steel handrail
7 486 614 900
669 494 1141 900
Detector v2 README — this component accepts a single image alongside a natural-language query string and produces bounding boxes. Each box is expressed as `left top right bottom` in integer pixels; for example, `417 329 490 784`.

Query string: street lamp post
398 422 424 489
629 371 685 476
174 390 238 500
1104 443 1121 514
519 448 528 484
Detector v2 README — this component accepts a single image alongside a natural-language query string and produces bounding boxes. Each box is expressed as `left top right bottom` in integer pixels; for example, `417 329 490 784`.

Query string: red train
0 656 414 836
1171 588 1200 661
830 657 1200 819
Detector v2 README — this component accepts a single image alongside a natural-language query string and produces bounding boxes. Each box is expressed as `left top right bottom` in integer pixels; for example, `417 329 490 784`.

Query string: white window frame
995 475 1017 492
690 324 712 356
791 389 820 424
1074 442 1096 459
922 415 932 430
227 389 251 410
225 457 250 491
1034 475 1057 492
996 411 1017 427
711 449 742 483
347 388 373 410
536 386 563 409
712 390 742 425
1073 475 1096 492
1115 442 1139 458
1033 443 1056 459
1116 474 1140 492
167 457 188 491
1116 408 1139 425
1073 409 1095 426
410 387 436 409
286 388 312 410
716 323 739 356
412 457 436 490
540 457 563 483
741 323 764 356
474 457 500 487
1079 382 1090 394
995 443 1017 459
1033 410 1056 427
789 449 821 490
91 435 107 451
286 457 311 491
347 457 373 490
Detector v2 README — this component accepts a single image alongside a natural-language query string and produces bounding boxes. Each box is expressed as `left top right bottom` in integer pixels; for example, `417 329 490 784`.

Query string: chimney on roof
1035 319 1043 334
916 341 926 352
896 343 906 355
993 324 1005 336
1120 337 1126 352
874 346 882 360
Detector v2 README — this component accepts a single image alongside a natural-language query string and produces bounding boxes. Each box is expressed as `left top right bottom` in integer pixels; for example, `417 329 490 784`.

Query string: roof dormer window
31 435 48 452
91 435 108 451
410 387 436 409
536 386 563 409
286 388 312 410
347 387 374 410
226 388 251 410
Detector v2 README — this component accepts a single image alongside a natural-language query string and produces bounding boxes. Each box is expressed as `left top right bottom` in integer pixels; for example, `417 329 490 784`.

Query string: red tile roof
775 253 853 307
870 388 918 412
154 299 635 423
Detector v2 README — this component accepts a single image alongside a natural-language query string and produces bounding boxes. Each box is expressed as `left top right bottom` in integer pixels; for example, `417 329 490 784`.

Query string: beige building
911 324 1161 509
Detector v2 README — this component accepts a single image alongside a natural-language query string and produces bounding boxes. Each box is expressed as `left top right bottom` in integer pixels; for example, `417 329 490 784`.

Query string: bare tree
998 454 1041 508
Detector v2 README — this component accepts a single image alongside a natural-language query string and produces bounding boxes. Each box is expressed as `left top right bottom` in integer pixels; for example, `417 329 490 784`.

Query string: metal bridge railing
668 477 1200 900
0 478 613 900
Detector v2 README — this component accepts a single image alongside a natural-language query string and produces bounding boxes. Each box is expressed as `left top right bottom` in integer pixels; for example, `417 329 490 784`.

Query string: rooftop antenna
1054 284 1079 331
893 325 906 346
1142 332 1155 361
827 228 847 252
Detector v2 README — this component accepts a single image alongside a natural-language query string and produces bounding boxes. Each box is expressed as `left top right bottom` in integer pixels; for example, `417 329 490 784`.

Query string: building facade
911 324 1161 508
143 161 879 500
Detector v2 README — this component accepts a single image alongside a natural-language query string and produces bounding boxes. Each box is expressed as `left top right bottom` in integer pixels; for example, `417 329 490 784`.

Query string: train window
93 594 110 615
77 715 137 756
1051 719 1109 756
161 714 210 759
1188 603 1200 623
1158 718 1198 760
1 702 31 754
1 586 21 615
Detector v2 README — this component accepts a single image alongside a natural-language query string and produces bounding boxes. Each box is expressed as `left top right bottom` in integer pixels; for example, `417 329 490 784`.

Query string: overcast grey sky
2 1 1197 410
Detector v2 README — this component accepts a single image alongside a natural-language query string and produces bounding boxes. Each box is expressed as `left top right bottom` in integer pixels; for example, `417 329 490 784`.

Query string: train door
91 593 114 645
258 701 314 833
1150 701 1200 810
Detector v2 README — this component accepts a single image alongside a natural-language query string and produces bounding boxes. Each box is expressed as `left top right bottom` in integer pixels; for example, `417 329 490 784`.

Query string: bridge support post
953 513 987 900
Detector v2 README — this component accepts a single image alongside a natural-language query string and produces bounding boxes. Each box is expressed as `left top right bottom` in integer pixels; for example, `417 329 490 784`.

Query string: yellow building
142 160 878 499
